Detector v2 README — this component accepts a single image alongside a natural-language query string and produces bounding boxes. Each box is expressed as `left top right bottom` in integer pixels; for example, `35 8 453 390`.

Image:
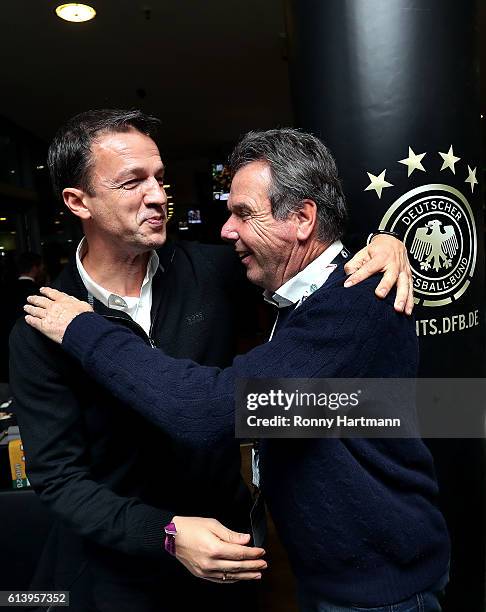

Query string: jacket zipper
103 314 157 348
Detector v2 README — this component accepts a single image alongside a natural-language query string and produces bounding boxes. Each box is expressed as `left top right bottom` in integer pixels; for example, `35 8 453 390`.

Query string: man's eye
121 180 141 190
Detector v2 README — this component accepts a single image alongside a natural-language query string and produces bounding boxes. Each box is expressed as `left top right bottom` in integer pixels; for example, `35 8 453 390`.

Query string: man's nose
143 178 167 206
221 218 239 242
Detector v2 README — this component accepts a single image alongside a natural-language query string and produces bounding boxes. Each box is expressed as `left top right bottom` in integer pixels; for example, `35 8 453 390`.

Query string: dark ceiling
0 1 483 160
0 0 292 160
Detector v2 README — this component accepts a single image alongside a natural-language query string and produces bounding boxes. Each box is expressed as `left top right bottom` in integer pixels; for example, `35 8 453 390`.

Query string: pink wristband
164 521 177 555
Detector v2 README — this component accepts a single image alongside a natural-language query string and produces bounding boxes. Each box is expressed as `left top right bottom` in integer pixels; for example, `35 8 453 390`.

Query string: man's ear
294 199 318 241
62 188 92 220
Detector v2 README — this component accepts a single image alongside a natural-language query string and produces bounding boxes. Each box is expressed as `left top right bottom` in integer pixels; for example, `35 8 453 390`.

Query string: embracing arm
62 311 237 446
25 281 391 448
344 234 413 314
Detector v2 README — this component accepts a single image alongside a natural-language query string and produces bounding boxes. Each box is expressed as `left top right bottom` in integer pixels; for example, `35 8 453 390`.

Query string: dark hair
47 109 161 201
17 252 42 274
229 128 347 243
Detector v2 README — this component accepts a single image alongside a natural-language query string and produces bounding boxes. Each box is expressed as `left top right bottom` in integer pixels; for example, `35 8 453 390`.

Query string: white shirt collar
264 240 346 309
75 237 159 334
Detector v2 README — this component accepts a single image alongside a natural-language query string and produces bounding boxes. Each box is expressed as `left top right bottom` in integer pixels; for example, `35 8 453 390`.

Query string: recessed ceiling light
55 3 96 23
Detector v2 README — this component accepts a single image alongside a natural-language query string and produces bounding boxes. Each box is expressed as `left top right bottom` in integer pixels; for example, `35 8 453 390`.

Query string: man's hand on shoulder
344 234 413 315
24 287 93 344
171 516 267 583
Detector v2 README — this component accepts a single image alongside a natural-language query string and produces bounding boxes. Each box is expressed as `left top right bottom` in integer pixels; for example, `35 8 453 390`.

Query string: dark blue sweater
62 265 450 606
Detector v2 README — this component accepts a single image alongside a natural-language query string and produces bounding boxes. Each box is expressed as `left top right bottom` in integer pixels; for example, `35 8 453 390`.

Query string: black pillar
286 1 485 609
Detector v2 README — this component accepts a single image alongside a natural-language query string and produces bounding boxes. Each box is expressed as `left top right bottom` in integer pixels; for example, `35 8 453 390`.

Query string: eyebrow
229 203 252 214
114 166 165 182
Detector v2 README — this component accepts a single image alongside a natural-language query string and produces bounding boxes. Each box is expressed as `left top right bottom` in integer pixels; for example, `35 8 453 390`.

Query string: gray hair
229 128 347 243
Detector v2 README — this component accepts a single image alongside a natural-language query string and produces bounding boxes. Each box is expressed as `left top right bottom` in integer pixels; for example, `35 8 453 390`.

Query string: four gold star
364 170 393 199
398 147 426 177
439 145 461 174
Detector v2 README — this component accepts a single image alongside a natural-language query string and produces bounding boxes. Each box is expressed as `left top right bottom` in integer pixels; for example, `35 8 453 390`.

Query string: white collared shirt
265 240 347 340
253 239 348 487
75 237 160 336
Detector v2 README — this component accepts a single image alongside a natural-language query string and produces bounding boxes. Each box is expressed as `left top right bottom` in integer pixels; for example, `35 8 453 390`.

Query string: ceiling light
55 3 96 23
163 184 171 189
0 218 7 222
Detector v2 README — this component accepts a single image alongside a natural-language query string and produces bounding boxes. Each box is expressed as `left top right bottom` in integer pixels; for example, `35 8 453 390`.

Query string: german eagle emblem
410 219 458 272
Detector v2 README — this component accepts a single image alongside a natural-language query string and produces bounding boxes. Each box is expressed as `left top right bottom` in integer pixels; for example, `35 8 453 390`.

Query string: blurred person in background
0 252 44 383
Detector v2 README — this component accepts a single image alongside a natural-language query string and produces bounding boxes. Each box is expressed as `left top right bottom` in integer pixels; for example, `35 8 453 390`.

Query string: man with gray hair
25 128 450 611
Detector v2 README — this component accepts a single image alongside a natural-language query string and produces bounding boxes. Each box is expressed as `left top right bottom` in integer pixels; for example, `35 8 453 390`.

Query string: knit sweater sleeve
62 283 402 447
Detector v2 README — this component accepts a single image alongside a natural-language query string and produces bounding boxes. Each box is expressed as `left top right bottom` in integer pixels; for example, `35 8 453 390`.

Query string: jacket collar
53 248 170 325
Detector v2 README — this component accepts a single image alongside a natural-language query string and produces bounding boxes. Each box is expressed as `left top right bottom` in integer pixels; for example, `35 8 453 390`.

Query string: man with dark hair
47 109 161 201
12 115 413 611
10 109 267 612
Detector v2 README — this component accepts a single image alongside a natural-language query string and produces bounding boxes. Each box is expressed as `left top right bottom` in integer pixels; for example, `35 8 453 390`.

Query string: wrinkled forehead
228 161 272 208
